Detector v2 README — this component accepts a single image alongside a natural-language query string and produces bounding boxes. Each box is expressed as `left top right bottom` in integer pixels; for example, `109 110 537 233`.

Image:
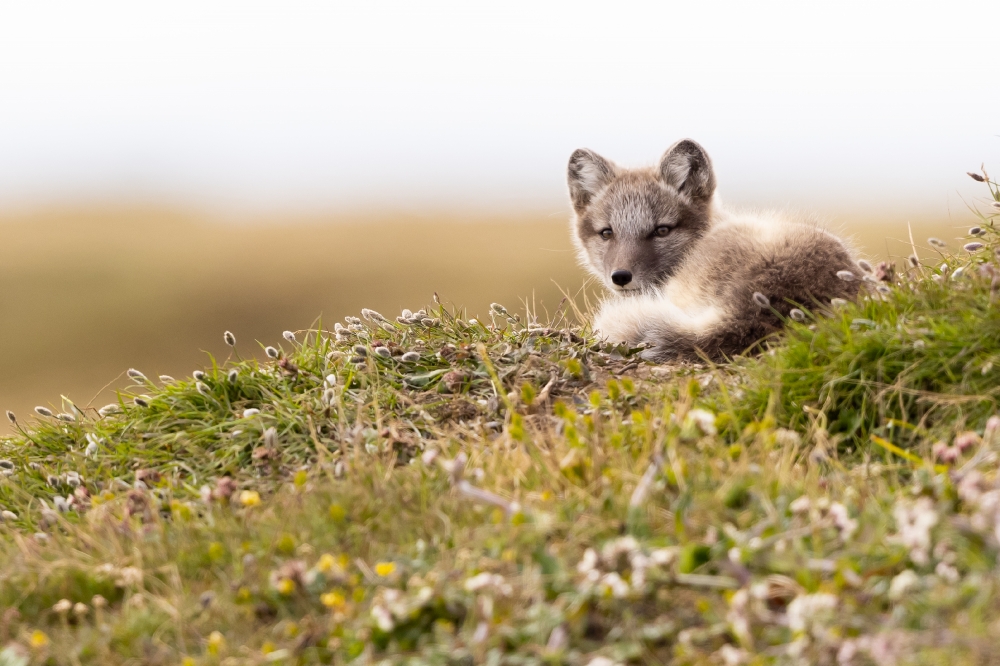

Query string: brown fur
567 139 861 361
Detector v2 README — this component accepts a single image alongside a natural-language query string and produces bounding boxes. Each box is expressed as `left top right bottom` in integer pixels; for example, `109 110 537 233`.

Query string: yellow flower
182 658 196 666
261 641 276 655
239 490 261 507
316 553 337 573
206 631 225 655
276 578 296 595
29 630 49 649
374 561 396 577
293 469 308 487
328 503 346 522
321 591 345 608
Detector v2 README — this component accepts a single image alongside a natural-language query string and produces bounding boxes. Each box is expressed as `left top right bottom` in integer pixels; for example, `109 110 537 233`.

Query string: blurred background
1 1 997 425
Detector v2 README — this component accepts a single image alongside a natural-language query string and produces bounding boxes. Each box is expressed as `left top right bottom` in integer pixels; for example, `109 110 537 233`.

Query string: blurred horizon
1 1 998 218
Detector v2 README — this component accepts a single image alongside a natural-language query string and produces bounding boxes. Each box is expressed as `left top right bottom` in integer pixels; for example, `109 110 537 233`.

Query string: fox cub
568 139 861 361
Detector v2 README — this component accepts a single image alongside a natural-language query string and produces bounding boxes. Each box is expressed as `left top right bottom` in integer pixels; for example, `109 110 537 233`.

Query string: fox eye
654 226 671 237
599 228 613 240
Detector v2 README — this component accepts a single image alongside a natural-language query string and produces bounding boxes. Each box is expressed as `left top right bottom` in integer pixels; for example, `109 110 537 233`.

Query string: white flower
649 547 677 567
463 572 511 596
600 572 630 598
888 569 919 601
828 502 858 541
891 497 938 565
584 658 621 666
577 548 599 574
790 496 812 514
935 562 960 584
786 593 837 633
600 536 639 564
716 644 750 666
371 603 394 632
684 409 717 436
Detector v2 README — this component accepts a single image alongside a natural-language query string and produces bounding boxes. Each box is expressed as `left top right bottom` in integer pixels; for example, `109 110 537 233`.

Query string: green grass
0 180 999 665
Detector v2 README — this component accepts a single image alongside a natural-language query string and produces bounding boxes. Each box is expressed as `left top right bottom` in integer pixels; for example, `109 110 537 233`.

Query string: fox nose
611 270 633 287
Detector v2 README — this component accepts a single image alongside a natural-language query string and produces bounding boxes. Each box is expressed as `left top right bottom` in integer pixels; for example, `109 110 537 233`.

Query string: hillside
0 177 999 664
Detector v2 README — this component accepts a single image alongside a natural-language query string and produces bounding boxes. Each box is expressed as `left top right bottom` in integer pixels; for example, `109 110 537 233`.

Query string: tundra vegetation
0 177 999 665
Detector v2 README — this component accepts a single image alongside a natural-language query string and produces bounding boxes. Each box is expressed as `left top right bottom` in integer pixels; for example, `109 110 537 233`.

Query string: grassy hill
0 179 999 664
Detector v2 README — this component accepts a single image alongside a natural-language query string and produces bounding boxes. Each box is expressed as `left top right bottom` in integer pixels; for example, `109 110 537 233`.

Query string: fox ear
568 149 617 213
659 139 715 202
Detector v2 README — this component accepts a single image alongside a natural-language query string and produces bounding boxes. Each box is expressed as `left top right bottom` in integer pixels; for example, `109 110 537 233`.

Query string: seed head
876 285 891 294
752 292 770 308
908 255 919 267
242 408 260 418
353 345 368 357
857 259 872 273
965 242 985 252
98 404 119 417
34 406 53 418
127 368 147 382
85 441 98 457
830 298 848 307
992 201 1000 211
56 413 75 422
401 309 413 319
401 351 420 363
324 374 337 386
282 330 296 342
228 369 239 382
970 227 983 236
5 411 15 425
968 171 986 182
345 316 362 325
263 427 277 448
224 330 236 346
490 303 509 316
0 510 16 522
927 237 946 248
196 382 211 396
789 308 806 322
836 270 855 282
134 397 149 408
53 599 72 615
193 370 206 381
373 346 391 358
323 388 336 407
361 308 387 323
159 375 175 383
265 346 279 359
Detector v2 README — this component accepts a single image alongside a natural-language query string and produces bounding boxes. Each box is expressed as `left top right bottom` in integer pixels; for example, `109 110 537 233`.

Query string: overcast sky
0 1 997 217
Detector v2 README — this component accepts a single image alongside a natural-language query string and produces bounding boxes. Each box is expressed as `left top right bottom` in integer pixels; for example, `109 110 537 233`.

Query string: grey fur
567 139 861 361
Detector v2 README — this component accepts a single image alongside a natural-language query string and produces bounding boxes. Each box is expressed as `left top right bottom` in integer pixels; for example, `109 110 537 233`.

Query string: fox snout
610 270 633 287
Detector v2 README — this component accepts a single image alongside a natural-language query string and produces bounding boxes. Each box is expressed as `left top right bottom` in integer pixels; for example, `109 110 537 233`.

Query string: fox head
567 139 717 294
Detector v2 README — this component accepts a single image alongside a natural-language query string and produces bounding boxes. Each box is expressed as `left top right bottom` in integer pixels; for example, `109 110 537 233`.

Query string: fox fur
567 139 861 361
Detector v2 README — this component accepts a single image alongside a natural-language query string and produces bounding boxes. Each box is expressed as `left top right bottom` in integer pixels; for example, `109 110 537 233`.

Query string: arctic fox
567 139 861 361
